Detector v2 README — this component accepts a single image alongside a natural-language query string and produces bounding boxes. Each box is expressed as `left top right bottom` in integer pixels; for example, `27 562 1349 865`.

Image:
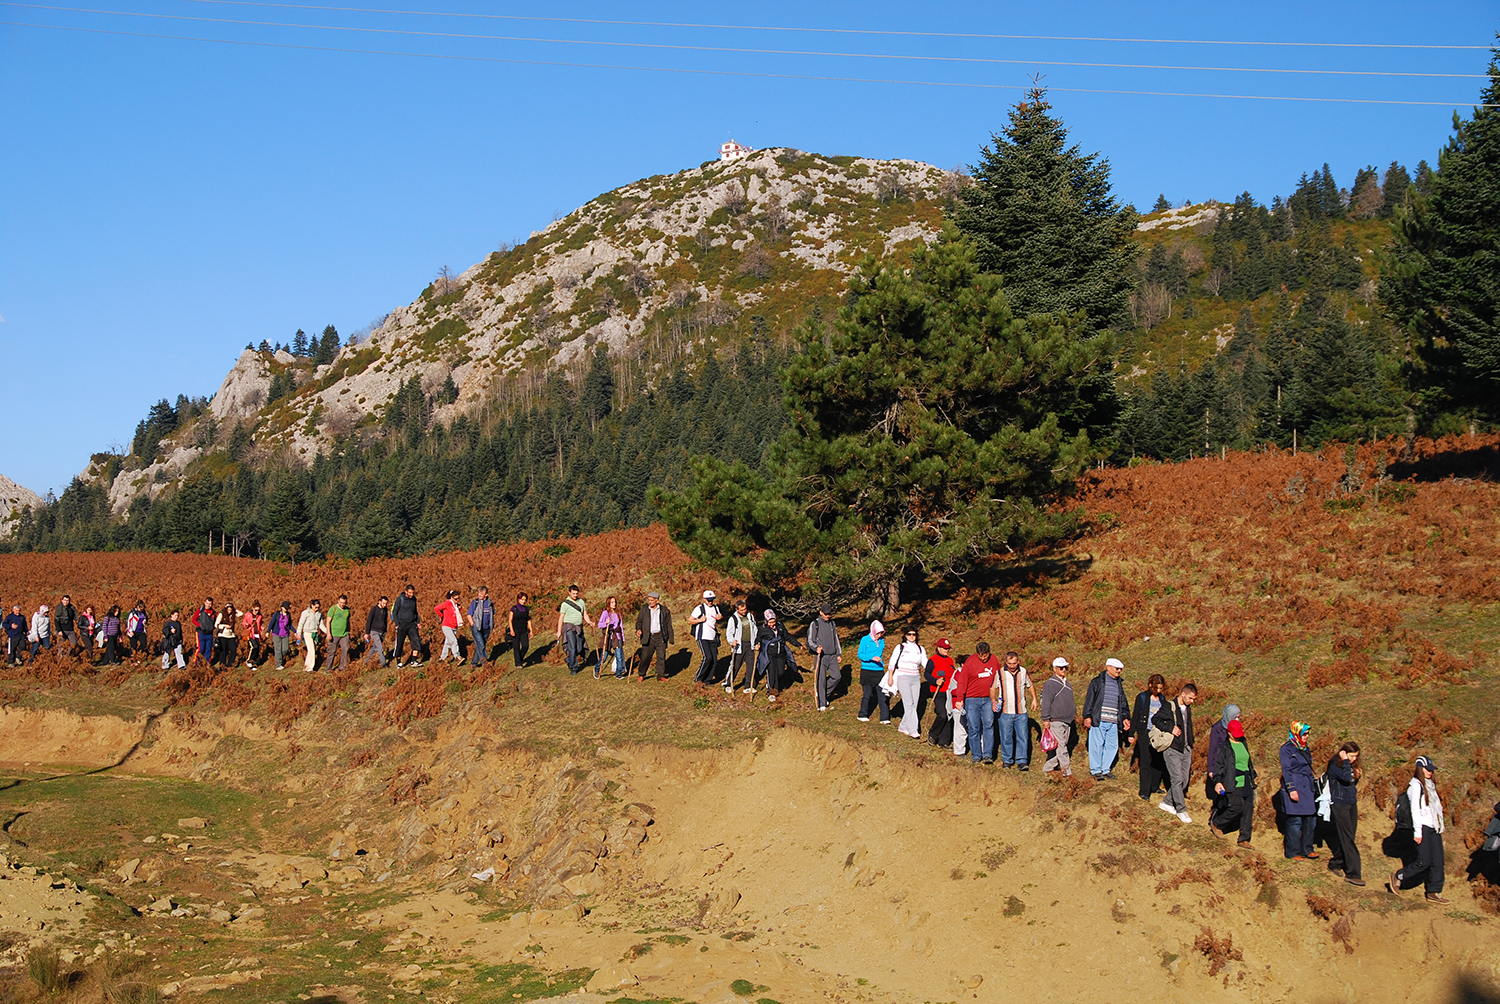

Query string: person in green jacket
325 594 352 672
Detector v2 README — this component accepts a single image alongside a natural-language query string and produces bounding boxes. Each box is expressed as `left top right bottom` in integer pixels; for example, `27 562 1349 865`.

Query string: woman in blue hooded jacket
856 621 888 724
1279 721 1317 860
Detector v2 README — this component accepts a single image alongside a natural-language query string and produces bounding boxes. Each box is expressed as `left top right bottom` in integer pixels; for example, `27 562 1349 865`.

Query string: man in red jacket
949 642 1000 765
924 638 958 749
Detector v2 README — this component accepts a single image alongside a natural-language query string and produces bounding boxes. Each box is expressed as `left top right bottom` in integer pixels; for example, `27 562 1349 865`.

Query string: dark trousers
724 647 750 688
130 631 148 655
1284 813 1316 858
247 637 263 665
393 622 422 663
1397 825 1445 894
639 633 667 679
813 652 842 709
511 631 529 668
859 683 891 722
694 639 720 683
765 652 786 694
1328 803 1361 880
1138 745 1167 799
102 636 119 665
1211 788 1255 841
214 636 237 667
929 692 955 747
471 627 490 666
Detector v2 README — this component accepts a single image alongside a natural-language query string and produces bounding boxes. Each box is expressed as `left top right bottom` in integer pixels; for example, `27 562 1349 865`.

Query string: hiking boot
1424 892 1450 904
1345 876 1366 887
1237 840 1252 848
1017 764 1029 772
1388 871 1404 896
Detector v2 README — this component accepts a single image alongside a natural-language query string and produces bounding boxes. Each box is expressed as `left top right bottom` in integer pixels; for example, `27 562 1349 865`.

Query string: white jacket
1408 777 1444 834
29 611 50 641
724 611 757 652
887 641 928 675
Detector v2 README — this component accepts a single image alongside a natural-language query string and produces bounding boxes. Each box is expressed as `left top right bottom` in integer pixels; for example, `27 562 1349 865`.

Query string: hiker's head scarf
869 620 884 639
1221 703 1241 726
1288 721 1311 748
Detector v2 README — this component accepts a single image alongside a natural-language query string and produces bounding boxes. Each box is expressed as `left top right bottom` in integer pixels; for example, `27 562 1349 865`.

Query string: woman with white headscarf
856 621 889 724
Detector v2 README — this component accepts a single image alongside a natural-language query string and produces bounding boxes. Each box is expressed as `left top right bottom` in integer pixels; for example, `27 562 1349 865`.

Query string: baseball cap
1415 754 1437 771
819 602 833 614
1227 719 1245 739
1105 657 1124 669
936 638 952 649
703 589 715 599
1052 657 1069 668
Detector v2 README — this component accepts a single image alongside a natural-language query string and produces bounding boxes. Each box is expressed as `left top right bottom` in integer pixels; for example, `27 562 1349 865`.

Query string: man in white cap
1082 657 1133 780
689 589 722 686
1039 657 1076 776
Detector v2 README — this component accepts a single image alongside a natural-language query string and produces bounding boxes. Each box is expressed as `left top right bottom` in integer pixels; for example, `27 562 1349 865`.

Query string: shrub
1193 927 1243 976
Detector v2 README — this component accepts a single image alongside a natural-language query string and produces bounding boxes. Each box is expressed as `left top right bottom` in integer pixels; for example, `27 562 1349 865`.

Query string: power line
4 2 1487 79
176 0 1495 52
9 19 1494 108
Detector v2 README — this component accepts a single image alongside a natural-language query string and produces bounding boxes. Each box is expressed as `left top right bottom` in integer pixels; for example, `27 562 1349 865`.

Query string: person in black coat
1130 673 1168 801
1210 718 1256 844
1151 683 1197 822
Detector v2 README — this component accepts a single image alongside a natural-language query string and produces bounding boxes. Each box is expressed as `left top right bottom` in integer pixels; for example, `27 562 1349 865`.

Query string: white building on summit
719 139 753 162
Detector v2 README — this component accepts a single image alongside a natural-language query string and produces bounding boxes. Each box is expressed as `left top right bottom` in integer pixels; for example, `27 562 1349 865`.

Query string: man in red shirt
949 642 1000 765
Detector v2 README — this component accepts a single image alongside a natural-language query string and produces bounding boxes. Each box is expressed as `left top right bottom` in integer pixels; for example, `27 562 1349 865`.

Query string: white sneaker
1158 801 1179 816
767 694 775 703
743 688 755 695
1177 811 1193 824
857 717 870 722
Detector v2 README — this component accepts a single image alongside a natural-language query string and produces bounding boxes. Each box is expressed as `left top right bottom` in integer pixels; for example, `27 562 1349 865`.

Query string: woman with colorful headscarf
1279 721 1318 860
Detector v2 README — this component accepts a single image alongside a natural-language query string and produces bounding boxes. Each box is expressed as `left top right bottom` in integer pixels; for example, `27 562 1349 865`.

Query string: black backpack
1394 790 1414 831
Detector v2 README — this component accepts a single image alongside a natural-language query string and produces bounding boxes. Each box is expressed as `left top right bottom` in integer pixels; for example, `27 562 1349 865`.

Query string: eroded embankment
2 708 1498 1004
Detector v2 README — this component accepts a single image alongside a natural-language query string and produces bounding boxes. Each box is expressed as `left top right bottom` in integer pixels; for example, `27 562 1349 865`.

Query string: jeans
1164 746 1192 811
561 628 585 674
694 638 720 683
998 713 1029 766
1283 813 1316 858
366 631 386 666
603 645 626 677
964 697 995 763
1396 826 1445 894
28 634 52 660
813 651 842 709
161 644 186 670
1211 788 1255 841
471 627 490 666
858 681 891 722
896 674 921 734
272 634 291 668
1088 721 1120 776
1329 802 1361 880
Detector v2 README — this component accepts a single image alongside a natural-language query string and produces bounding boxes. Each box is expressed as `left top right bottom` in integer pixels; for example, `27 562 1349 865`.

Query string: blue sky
1 1 1494 496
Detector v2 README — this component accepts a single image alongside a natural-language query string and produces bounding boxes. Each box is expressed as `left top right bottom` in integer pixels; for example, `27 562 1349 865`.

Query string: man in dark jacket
1081 657 1132 780
160 611 186 670
55 595 79 655
1210 718 1256 845
4 605 27 666
392 584 423 667
365 596 390 666
1152 682 1197 822
807 604 842 712
634 592 674 681
468 587 496 668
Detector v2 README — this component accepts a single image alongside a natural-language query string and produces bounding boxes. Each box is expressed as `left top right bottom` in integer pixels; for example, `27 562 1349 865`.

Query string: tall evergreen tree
951 87 1138 330
1381 162 1412 218
1383 46 1500 420
291 328 308 356
314 325 340 365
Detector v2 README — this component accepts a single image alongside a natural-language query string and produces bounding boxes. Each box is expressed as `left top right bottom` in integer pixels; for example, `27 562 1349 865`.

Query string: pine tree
1152 194 1171 212
262 473 316 562
314 325 340 365
291 329 308 356
1381 162 1412 218
951 87 1138 330
1383 47 1500 420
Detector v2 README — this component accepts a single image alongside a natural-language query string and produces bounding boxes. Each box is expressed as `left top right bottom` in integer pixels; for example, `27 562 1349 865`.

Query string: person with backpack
689 590 722 685
595 595 627 679
1390 755 1448 903
242 601 265 668
634 592 673 682
885 627 928 739
191 597 216 668
297 599 325 672
756 609 792 702
951 643 1000 763
1279 721 1318 860
1040 657 1076 776
160 609 186 670
468 587 496 668
391 585 423 667
1209 718 1256 846
1152 682 1198 822
54 595 79 656
555 584 588 675
269 600 294 669
807 603 842 712
27 604 52 662
364 596 390 666
100 604 123 666
326 594 353 671
855 621 888 724
1131 674 1169 801
127 601 150 656
1326 742 1365 886
924 638 958 749
508 592 532 669
994 651 1038 770
723 598 757 693
1081 657 1132 779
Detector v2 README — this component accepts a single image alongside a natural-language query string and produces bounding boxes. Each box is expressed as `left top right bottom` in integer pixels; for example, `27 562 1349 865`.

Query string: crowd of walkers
5 586 1479 904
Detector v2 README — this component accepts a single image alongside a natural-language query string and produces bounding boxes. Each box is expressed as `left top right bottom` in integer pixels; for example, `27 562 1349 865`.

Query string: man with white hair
689 589 722 685
1082 657 1133 779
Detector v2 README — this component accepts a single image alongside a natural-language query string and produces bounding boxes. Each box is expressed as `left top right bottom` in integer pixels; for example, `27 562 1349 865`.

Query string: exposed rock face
0 473 43 537
210 349 272 421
